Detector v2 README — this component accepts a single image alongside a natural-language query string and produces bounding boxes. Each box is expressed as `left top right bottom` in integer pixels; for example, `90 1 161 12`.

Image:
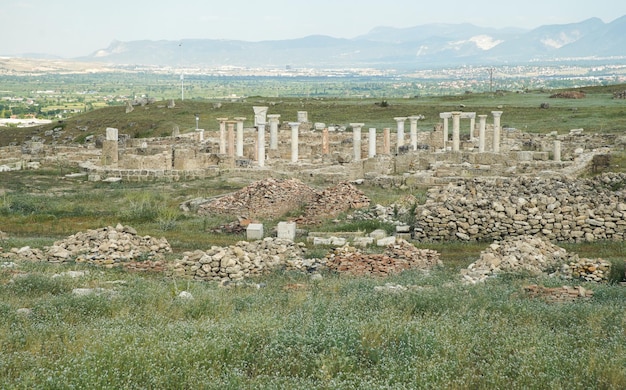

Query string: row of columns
440 111 502 153
393 116 424 153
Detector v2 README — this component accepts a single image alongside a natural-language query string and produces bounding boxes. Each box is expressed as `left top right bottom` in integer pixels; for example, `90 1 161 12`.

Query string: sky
2 0 626 58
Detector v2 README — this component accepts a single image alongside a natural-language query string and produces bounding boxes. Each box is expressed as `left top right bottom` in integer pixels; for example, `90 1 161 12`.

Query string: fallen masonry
325 239 442 277
168 238 307 282
0 224 171 270
523 284 594 303
461 235 610 284
193 178 370 223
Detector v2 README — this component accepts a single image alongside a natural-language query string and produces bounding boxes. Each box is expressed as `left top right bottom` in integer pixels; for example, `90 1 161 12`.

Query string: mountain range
81 15 626 69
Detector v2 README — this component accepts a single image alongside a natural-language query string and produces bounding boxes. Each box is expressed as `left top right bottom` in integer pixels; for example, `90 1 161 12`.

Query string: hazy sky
2 0 625 57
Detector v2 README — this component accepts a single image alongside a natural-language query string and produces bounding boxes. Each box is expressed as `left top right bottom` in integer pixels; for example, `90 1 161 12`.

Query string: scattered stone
524 284 593 303
16 308 32 316
72 288 110 296
52 270 89 278
177 291 194 300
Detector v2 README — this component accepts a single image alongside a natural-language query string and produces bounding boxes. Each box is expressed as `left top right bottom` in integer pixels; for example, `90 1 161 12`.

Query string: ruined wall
413 174 626 242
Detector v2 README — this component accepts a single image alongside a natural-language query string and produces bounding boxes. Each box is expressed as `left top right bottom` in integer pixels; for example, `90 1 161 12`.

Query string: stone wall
413 173 626 242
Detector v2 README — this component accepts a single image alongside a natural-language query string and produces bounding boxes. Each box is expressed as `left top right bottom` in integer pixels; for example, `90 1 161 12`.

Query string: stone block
277 221 296 240
353 237 374 247
369 229 387 240
377 236 396 246
396 225 411 233
246 223 264 240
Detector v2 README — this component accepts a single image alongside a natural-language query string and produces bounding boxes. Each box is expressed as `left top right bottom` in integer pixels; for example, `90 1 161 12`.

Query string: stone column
350 123 364 161
554 140 562 162
102 127 119 166
408 116 421 151
234 117 246 157
226 121 236 157
383 128 391 155
322 128 330 155
216 117 228 154
267 114 281 150
368 128 376 158
196 129 204 142
289 122 300 163
253 106 268 127
257 124 266 167
394 117 407 152
478 115 487 153
439 113 452 150
492 111 503 153
451 111 461 152
297 111 308 123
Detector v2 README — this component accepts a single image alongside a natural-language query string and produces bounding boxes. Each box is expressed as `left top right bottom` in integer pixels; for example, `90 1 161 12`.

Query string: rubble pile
550 91 586 99
297 182 371 224
524 284 594 303
461 235 610 284
414 174 626 242
612 90 626 99
325 239 441 277
168 238 307 282
561 257 612 282
1 224 171 270
195 178 370 225
196 178 318 218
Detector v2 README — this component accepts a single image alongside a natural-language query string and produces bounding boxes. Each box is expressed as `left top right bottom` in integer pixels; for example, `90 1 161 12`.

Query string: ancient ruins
1 104 625 283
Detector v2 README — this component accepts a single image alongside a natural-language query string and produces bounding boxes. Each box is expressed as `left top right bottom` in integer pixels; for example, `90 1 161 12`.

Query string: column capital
394 117 407 122
408 115 424 122
451 111 462 117
439 112 452 119
233 117 246 122
216 117 229 122
288 122 300 128
267 114 281 120
460 112 476 119
478 114 488 119
350 123 365 128
491 111 503 117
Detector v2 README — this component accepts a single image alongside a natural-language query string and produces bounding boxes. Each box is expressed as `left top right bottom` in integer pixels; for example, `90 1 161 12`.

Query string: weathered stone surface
524 284 593 303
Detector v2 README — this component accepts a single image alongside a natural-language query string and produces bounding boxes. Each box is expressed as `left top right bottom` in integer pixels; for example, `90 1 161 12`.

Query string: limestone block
369 229 387 240
277 222 296 240
246 224 264 240
377 236 396 246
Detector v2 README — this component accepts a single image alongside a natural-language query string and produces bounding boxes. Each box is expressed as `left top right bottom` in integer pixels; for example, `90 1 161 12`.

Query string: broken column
451 111 461 152
492 111 503 153
297 111 308 123
227 121 236 157
267 114 281 150
394 117 407 152
322 128 330 155
383 128 391 155
234 117 246 157
478 114 487 153
440 112 452 150
351 123 364 160
368 128 376 158
101 127 119 166
216 117 228 154
289 122 300 163
408 115 422 151
554 140 562 162
257 123 266 167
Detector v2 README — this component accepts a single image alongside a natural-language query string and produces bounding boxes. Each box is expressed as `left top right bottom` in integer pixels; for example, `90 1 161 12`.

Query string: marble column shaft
289 122 300 163
492 111 503 153
478 115 487 153
368 128 376 158
234 117 246 157
394 117 407 152
451 111 461 152
383 128 391 155
351 123 364 161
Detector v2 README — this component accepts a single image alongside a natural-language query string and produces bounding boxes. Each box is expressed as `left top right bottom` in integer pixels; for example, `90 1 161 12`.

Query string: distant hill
73 15 626 69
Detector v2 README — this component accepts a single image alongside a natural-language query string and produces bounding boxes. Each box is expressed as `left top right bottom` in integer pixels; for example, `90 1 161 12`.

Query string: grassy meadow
1 86 626 388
